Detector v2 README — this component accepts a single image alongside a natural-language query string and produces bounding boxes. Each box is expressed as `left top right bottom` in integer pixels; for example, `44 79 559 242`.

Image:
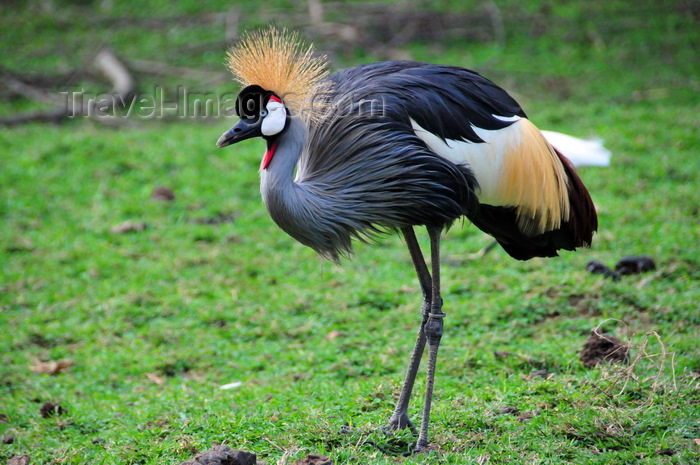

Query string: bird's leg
415 225 445 452
385 227 432 433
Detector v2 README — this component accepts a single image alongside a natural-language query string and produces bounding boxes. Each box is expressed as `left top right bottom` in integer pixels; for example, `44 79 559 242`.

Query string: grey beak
217 119 264 148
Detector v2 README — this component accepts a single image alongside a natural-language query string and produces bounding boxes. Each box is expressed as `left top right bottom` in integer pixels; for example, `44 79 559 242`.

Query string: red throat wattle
261 95 282 170
262 140 278 170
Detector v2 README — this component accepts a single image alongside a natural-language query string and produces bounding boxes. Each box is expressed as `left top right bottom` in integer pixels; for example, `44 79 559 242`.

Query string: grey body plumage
265 110 477 263
264 61 498 262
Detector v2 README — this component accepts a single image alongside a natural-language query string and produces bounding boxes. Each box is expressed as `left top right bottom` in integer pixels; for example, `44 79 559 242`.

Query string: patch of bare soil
151 186 176 201
580 331 630 368
39 402 66 418
7 455 31 465
293 454 333 465
111 220 148 234
178 444 257 465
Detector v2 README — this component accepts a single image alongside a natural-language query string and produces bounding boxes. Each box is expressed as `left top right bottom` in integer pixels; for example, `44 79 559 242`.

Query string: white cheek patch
261 100 287 136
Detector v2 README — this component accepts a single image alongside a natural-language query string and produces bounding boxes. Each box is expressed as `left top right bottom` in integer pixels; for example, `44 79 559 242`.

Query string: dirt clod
179 444 256 465
7 455 31 465
580 331 630 368
111 220 148 234
30 358 74 375
528 369 552 380
585 260 621 281
151 186 175 201
586 259 609 274
39 402 66 418
615 256 656 275
142 419 169 430
293 454 333 465
586 256 657 281
517 410 538 423
498 406 520 415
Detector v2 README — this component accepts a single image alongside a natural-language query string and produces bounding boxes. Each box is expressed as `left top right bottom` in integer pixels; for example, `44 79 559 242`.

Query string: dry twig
585 319 678 411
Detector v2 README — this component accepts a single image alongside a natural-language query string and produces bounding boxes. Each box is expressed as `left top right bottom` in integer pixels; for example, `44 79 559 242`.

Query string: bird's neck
258 115 352 263
260 115 306 197
259 116 311 241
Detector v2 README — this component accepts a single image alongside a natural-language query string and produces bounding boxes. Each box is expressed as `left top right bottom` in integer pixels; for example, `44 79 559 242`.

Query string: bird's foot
383 412 416 435
412 440 434 455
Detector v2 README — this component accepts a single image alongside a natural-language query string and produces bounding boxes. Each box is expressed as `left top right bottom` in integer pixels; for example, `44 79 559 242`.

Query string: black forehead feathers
236 85 278 118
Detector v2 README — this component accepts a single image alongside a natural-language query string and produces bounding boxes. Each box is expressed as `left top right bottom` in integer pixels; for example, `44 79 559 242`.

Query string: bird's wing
307 62 565 231
299 61 596 259
297 97 479 231
324 61 526 143
301 61 524 177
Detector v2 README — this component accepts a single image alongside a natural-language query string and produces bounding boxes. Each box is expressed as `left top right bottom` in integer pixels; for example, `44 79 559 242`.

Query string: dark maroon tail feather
467 149 597 261
556 148 598 248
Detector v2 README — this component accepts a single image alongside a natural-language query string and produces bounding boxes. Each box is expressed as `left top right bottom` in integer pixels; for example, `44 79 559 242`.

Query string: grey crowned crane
216 28 598 453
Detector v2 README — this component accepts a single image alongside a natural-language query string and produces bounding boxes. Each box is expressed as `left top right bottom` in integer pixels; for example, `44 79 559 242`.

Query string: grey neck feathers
259 116 348 262
259 115 307 205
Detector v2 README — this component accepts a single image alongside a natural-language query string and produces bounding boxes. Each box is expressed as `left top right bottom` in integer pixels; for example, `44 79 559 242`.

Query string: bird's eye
246 99 256 113
260 109 268 117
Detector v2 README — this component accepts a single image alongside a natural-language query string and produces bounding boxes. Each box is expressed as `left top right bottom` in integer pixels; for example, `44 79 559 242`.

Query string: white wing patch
411 117 570 236
410 117 523 206
491 114 522 123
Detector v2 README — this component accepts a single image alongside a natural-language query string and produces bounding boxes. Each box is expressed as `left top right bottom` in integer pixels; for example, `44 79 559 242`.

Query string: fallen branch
3 73 66 105
126 59 229 86
94 49 133 98
0 49 135 126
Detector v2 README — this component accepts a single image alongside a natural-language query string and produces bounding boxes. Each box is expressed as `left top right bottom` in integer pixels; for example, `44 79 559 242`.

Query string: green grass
1 1 699 463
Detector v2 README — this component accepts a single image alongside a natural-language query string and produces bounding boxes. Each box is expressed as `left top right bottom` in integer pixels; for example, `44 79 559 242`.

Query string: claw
384 412 417 435
412 440 432 455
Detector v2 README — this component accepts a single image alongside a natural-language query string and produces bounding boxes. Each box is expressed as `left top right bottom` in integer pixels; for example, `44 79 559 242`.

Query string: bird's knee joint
425 312 445 345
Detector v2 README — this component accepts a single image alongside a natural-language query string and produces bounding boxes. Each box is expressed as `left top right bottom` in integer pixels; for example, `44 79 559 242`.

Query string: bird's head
216 85 289 169
215 27 329 168
217 85 288 144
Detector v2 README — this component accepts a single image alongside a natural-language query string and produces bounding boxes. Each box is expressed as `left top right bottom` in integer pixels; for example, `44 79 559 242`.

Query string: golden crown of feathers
225 27 330 120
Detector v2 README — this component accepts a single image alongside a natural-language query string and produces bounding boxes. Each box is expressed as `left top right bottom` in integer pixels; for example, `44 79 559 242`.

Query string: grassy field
1 1 698 463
